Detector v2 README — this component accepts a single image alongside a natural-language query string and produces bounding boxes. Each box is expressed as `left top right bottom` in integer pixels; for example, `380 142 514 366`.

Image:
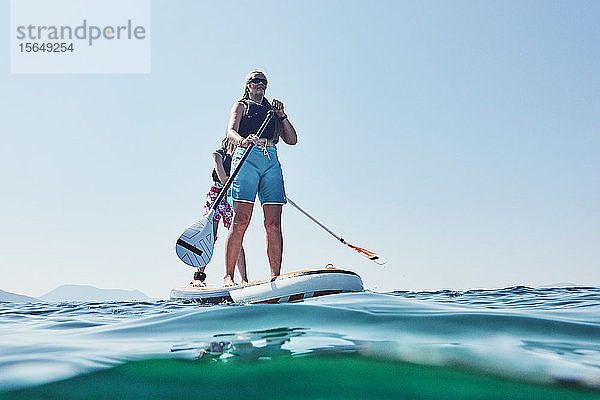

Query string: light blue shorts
230 146 287 205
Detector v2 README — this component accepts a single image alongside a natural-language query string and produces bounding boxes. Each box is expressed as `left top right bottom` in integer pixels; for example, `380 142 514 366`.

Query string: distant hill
40 285 150 302
0 289 39 303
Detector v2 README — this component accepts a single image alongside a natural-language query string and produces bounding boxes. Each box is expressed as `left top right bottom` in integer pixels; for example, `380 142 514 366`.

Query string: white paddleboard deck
170 268 363 304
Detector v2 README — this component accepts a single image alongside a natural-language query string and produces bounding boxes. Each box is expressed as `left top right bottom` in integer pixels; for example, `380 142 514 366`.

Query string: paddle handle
212 109 275 209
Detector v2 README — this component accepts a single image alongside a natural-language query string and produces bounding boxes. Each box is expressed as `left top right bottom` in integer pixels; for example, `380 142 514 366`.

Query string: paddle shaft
211 109 275 209
287 197 384 263
286 197 347 244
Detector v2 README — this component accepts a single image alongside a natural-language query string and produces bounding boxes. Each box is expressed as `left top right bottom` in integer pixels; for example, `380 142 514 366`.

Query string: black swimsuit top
212 148 232 186
237 99 279 143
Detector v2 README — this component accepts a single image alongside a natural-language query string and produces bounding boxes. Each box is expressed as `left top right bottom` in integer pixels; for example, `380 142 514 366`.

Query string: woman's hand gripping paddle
287 197 387 265
175 109 276 268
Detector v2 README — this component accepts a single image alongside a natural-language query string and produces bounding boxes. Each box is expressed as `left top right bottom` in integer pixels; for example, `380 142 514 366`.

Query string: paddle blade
175 211 215 268
347 244 387 265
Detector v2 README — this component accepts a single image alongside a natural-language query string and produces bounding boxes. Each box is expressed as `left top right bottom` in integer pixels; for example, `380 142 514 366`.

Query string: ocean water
1 287 599 399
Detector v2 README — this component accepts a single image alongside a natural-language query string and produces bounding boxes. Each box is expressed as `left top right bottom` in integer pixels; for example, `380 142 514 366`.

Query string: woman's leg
224 201 253 286
237 246 248 283
226 217 248 284
262 204 283 277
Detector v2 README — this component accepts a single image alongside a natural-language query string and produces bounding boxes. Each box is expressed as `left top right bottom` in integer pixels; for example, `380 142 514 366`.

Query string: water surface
1 287 599 399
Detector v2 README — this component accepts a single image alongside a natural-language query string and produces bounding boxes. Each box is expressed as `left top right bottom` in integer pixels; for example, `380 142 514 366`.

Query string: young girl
193 138 247 286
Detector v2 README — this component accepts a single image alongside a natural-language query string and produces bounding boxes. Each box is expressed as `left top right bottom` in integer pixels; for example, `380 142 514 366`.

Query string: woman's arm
226 102 245 145
213 152 228 185
272 98 297 145
279 118 298 145
226 102 259 147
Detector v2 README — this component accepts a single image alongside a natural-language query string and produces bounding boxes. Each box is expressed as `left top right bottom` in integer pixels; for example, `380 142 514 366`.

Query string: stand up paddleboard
170 267 363 304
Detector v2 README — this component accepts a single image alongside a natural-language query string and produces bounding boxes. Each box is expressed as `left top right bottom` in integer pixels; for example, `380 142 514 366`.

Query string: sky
1 0 599 299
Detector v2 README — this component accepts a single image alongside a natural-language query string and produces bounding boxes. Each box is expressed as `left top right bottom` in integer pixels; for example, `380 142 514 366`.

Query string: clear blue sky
1 1 599 298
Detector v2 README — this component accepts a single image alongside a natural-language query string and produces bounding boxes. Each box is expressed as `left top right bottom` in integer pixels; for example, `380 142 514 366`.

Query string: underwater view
1 287 599 399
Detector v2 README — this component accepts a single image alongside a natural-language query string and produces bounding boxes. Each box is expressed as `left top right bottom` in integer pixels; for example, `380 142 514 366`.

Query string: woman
223 70 298 286
193 137 247 287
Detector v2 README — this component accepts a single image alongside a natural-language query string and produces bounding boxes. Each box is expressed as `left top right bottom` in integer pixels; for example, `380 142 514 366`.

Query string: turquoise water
1 287 599 399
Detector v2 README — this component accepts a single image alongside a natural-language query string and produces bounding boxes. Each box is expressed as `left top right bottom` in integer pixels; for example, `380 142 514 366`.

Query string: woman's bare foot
223 275 236 287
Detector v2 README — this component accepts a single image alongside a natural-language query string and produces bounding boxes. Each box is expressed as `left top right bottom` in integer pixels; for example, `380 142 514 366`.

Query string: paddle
287 197 387 265
175 109 276 268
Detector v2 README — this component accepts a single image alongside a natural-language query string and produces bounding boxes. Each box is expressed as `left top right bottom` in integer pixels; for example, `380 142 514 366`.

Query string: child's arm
213 152 228 185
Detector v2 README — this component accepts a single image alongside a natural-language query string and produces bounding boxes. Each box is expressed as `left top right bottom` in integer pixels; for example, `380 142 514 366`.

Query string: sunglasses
248 77 268 85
